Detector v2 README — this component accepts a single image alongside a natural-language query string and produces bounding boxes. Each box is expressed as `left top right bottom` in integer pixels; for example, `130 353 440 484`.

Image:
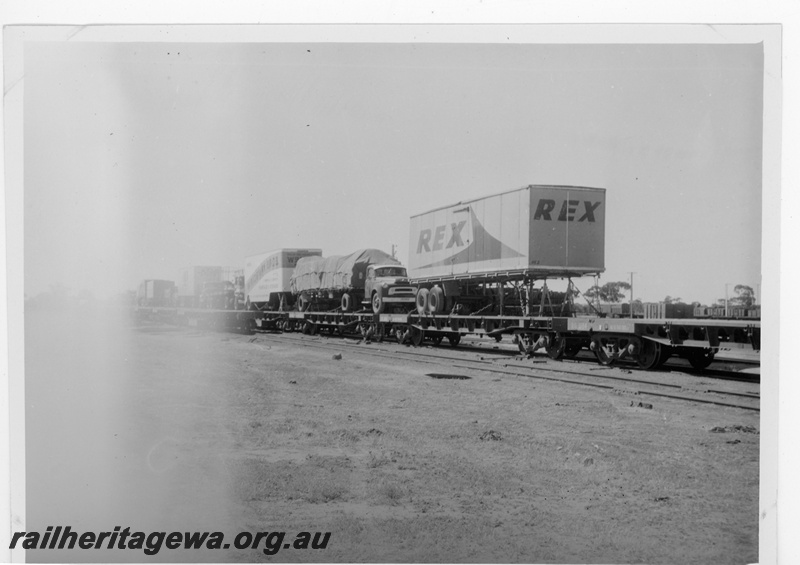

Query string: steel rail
255 333 760 411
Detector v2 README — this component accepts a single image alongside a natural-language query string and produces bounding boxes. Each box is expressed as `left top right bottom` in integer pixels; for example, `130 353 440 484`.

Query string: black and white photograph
1 5 792 565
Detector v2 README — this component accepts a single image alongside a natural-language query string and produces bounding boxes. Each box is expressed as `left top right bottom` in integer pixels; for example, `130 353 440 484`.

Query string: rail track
253 330 760 412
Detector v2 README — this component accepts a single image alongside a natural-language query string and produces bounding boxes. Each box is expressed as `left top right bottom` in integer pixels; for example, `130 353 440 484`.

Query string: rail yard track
253 330 760 413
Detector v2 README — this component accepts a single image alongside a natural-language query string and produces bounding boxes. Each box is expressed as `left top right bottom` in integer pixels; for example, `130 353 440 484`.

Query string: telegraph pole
725 283 731 317
628 272 636 318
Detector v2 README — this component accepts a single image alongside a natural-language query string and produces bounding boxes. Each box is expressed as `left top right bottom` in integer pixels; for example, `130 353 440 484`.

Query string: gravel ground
23 309 759 563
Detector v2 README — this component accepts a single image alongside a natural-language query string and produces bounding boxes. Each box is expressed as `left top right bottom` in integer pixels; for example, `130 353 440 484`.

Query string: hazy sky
22 37 763 305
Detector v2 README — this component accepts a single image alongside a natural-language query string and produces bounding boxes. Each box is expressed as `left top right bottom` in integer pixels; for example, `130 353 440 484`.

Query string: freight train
134 184 760 371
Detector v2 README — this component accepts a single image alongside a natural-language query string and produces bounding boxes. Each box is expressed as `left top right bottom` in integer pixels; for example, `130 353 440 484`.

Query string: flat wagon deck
133 306 760 371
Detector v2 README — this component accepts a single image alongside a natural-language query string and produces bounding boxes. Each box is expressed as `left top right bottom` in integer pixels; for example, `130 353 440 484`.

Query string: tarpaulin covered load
290 255 327 293
291 249 399 293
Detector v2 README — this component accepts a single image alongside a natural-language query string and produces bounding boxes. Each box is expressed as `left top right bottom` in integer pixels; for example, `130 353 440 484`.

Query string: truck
407 184 606 316
244 248 323 310
177 266 244 309
137 279 176 307
290 248 417 313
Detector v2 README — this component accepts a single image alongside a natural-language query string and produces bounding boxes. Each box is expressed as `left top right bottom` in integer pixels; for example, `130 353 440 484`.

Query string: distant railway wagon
693 305 761 320
408 185 605 316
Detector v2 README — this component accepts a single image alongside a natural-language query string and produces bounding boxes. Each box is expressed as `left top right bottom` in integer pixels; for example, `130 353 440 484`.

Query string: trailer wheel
341 293 352 312
416 288 430 315
297 294 309 312
372 292 385 314
428 287 445 313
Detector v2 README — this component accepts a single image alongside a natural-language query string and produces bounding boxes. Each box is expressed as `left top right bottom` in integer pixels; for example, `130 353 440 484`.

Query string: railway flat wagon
244 248 322 310
408 185 605 316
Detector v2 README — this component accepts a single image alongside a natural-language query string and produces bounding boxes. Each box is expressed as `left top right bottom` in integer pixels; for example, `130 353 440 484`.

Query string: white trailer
407 185 606 315
244 248 322 310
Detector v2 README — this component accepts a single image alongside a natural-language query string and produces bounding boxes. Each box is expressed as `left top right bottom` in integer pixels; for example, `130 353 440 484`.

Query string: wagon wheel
687 348 715 370
394 325 406 343
410 326 425 347
591 336 616 366
563 339 583 359
546 335 567 360
447 332 461 347
430 334 444 346
636 339 663 370
374 323 386 342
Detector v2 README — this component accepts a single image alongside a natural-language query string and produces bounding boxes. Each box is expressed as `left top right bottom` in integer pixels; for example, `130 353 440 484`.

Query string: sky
20 34 763 305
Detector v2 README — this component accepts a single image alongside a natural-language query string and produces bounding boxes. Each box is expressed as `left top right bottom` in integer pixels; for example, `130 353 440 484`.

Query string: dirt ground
23 309 759 563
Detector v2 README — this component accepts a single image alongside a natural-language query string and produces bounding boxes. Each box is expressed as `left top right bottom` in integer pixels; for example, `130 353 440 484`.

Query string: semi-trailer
407 185 606 317
244 248 323 310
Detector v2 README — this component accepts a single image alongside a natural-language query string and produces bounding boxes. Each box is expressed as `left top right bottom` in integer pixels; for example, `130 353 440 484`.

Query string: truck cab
365 264 417 313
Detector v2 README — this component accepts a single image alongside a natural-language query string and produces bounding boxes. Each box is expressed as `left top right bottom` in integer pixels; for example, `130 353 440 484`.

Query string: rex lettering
416 221 467 253
533 199 601 222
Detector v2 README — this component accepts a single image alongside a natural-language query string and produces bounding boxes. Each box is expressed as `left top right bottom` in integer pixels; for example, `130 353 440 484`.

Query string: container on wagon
137 279 176 307
244 248 322 310
407 184 606 283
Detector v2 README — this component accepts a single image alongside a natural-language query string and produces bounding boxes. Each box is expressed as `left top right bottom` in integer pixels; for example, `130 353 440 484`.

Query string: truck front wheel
372 292 385 314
